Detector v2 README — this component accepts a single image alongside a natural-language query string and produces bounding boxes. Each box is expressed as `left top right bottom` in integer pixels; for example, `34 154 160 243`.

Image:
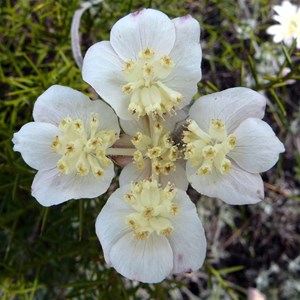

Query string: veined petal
96 186 133 265
187 161 264 205
33 85 121 132
32 165 115 206
82 42 132 120
164 15 202 107
119 160 151 186
33 85 90 125
110 8 176 61
229 118 285 173
167 190 206 273
12 122 60 170
110 232 173 283
189 88 266 134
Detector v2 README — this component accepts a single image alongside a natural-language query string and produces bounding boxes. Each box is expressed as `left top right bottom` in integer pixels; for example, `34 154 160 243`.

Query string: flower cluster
267 0 300 48
13 9 284 283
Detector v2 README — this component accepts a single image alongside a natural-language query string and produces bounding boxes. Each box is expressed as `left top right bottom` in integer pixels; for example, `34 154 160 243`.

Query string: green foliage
0 0 299 299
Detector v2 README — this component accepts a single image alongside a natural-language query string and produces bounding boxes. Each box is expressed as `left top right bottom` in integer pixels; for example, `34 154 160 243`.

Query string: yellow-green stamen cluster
122 47 183 118
183 119 237 176
131 121 179 175
124 180 179 240
51 113 118 178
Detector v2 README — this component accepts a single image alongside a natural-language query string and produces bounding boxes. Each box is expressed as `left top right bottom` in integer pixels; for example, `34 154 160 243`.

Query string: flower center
51 113 118 178
121 47 183 118
131 121 179 175
183 119 237 176
124 180 179 240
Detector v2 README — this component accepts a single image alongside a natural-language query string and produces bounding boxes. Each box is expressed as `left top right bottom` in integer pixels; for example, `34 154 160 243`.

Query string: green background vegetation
0 0 299 299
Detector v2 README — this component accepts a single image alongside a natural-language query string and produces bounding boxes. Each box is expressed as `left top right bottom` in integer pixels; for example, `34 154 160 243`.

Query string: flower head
119 111 188 190
184 87 285 205
267 1 300 48
82 8 202 119
96 180 206 283
12 85 120 206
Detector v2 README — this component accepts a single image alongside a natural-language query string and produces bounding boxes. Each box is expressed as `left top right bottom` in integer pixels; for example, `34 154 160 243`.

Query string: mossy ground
0 0 299 299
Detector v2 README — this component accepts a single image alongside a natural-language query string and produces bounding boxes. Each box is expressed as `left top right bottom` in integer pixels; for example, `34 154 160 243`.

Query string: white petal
266 25 283 35
164 15 202 107
33 85 90 125
229 118 285 173
82 41 132 120
110 8 176 61
12 122 60 170
119 160 151 186
95 185 133 265
161 161 189 190
31 165 115 206
120 117 150 136
167 189 206 273
33 85 121 132
187 161 264 205
189 88 267 133
110 232 173 283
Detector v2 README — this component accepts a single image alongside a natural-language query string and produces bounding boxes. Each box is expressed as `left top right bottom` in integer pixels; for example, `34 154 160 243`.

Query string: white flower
267 1 300 48
183 87 285 205
95 180 206 283
82 8 202 120
119 111 188 190
12 85 120 206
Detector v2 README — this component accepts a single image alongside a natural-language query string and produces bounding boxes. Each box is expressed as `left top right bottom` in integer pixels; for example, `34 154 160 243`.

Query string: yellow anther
220 158 232 174
161 162 175 175
134 231 150 240
73 119 84 132
128 103 143 117
170 204 179 216
51 136 60 152
160 227 174 236
57 159 69 174
160 55 174 68
143 208 154 218
211 119 225 131
198 162 212 176
139 48 155 59
127 218 137 229
227 134 237 149
59 117 72 131
122 83 134 94
76 160 89 176
143 63 154 77
86 138 98 150
65 143 75 155
90 113 99 130
123 60 135 72
147 146 162 159
202 145 217 159
133 150 145 169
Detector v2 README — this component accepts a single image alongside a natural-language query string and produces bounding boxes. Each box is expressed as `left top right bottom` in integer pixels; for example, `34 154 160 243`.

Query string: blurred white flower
183 87 285 205
95 180 206 283
13 85 120 206
235 19 256 40
267 1 300 48
82 8 202 119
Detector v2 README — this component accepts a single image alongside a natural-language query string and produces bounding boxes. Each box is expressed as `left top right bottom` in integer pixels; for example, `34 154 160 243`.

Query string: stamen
124 180 178 240
52 114 117 178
